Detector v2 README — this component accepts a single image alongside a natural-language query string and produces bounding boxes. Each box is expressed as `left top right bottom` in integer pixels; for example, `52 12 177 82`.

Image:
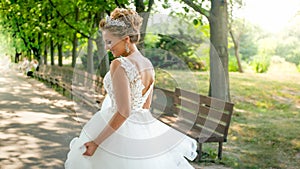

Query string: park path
0 68 83 169
0 65 230 169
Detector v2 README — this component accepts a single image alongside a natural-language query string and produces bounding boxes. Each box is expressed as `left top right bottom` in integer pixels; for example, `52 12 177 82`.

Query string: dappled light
0 70 84 168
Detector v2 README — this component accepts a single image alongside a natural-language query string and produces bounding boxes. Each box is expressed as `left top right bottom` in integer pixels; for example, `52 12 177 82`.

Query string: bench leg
218 142 223 160
70 91 73 100
62 88 65 95
197 143 202 161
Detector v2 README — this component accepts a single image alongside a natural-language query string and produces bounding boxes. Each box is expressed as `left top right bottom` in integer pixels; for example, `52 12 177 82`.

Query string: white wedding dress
65 57 197 169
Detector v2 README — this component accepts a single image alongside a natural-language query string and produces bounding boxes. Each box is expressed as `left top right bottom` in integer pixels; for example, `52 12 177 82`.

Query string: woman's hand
82 141 98 156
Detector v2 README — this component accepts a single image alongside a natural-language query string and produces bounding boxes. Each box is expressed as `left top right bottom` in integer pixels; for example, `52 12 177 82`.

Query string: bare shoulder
140 55 154 69
110 58 121 75
144 56 153 67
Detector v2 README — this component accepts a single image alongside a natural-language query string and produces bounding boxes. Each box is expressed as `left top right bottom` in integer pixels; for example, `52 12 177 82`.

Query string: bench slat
151 101 174 115
164 118 224 143
177 98 230 123
175 107 227 135
175 88 234 112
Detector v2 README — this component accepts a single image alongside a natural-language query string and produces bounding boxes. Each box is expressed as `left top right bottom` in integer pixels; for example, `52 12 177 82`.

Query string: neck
124 44 138 57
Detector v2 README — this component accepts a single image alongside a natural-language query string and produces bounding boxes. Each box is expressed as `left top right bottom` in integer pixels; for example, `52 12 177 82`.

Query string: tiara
106 16 127 27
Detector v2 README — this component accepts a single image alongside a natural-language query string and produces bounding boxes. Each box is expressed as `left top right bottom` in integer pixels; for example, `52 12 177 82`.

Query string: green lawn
155 64 300 169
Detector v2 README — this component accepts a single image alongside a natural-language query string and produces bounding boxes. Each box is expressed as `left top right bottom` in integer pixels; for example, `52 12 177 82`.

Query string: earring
125 43 130 54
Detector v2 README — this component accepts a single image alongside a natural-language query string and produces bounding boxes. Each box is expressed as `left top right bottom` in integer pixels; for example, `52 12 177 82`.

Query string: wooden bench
34 65 106 111
34 65 52 82
151 87 234 161
71 69 105 110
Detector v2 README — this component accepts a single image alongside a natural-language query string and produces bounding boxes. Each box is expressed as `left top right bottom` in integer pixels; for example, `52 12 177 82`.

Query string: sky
239 0 300 33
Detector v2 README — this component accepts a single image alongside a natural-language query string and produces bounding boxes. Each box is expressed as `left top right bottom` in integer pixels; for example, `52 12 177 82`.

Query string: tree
181 0 230 101
134 0 155 51
228 0 244 73
0 0 45 60
48 0 121 72
275 11 300 65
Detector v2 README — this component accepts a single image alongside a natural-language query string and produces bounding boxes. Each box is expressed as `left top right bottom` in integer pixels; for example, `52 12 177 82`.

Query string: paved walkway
0 65 230 169
0 68 84 169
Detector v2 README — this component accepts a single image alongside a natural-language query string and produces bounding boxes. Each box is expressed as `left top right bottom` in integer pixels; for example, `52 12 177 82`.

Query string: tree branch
48 0 91 39
181 0 210 19
115 0 126 8
147 0 154 12
135 0 145 13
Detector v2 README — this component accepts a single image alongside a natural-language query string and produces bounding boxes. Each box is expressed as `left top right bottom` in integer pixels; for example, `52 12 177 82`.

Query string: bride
65 8 197 169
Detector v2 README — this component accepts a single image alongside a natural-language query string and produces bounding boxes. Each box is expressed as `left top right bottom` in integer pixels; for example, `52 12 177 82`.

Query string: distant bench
151 87 234 161
34 65 105 111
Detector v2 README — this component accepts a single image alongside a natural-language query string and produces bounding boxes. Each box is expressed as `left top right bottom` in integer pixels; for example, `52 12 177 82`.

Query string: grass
155 63 300 169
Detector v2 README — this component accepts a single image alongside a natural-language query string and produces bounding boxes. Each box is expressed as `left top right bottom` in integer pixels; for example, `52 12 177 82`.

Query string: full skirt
65 96 197 169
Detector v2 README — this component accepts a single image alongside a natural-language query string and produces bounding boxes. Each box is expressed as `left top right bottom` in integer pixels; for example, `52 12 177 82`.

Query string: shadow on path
0 69 85 169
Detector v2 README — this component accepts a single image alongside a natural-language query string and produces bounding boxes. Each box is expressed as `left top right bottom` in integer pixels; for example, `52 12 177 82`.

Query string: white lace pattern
103 57 151 114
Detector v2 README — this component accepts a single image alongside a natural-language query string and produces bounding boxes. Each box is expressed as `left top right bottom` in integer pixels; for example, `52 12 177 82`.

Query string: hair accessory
106 16 126 27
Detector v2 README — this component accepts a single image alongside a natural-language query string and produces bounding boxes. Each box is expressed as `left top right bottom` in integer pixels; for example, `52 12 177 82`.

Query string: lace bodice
103 57 153 114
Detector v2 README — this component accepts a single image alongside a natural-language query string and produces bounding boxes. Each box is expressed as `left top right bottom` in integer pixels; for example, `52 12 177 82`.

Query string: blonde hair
99 8 143 43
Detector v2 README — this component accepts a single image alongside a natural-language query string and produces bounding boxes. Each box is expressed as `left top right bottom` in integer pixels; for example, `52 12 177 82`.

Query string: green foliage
275 13 300 65
257 37 277 57
144 34 160 48
276 38 300 65
185 55 207 71
145 13 210 71
144 34 174 68
238 24 260 61
147 33 207 71
228 55 239 72
156 34 190 55
0 0 122 62
251 55 270 73
297 63 300 72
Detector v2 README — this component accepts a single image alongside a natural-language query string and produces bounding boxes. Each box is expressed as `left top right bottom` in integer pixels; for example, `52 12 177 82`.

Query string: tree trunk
43 45 48 65
234 43 243 73
50 39 55 65
229 30 243 73
27 50 32 61
135 0 154 53
58 42 63 66
32 47 41 62
87 37 94 74
14 48 21 63
72 33 78 67
208 0 230 102
71 6 79 68
31 32 42 61
138 12 150 52
95 12 109 77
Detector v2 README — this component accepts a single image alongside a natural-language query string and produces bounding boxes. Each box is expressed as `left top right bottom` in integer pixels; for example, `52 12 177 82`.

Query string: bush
251 55 270 73
297 63 300 72
228 55 239 72
184 55 207 71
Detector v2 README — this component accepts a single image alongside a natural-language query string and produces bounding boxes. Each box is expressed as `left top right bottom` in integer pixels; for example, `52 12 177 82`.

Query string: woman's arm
83 111 128 156
83 59 131 156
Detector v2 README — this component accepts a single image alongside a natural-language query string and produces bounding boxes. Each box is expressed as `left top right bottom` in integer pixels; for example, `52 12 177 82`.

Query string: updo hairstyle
99 8 143 43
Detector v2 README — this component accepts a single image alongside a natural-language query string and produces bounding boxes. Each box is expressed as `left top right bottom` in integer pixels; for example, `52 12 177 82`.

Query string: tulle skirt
65 96 197 169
